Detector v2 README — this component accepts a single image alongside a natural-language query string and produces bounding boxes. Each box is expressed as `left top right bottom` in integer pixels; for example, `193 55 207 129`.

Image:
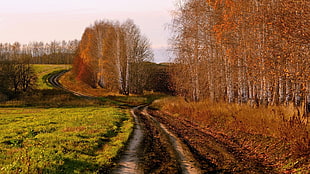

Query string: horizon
0 0 176 62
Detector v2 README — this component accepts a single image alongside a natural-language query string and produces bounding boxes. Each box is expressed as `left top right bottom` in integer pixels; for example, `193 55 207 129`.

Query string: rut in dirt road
148 109 276 173
142 107 202 174
112 106 202 174
112 107 144 174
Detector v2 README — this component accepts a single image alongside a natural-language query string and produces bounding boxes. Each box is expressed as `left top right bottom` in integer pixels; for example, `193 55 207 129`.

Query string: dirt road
147 109 275 173
49 72 201 173
112 106 202 174
113 106 275 173
50 71 274 173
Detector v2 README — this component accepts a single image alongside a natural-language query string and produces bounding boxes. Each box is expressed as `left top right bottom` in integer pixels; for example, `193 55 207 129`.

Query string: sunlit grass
33 64 71 89
153 97 310 172
0 107 133 173
59 71 121 97
154 97 309 136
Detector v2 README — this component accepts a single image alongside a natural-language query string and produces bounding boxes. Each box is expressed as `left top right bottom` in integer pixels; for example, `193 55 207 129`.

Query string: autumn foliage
170 0 310 113
73 20 153 95
167 0 310 171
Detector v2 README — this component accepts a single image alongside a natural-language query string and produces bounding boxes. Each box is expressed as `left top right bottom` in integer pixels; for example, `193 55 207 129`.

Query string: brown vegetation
59 70 121 97
152 97 310 172
165 1 310 171
73 19 153 95
169 0 310 114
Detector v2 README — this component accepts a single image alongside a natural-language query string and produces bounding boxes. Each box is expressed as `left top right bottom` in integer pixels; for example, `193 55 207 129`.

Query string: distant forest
0 40 79 100
0 40 79 64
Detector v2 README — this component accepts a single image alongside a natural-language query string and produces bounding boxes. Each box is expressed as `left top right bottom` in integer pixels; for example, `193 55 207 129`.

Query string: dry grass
156 97 308 136
153 97 310 169
59 71 122 97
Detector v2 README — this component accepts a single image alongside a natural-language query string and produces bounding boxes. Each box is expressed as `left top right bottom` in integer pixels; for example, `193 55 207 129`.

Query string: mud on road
113 106 276 174
112 106 202 174
147 108 276 174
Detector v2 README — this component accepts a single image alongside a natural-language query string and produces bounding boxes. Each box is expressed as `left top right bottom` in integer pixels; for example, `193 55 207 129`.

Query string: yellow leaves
284 68 290 73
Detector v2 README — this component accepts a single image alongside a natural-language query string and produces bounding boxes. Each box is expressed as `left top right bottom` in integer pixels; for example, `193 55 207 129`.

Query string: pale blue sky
0 0 176 62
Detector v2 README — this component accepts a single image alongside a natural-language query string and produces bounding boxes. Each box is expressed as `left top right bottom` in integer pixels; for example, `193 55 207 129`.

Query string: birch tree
73 19 153 95
170 0 310 111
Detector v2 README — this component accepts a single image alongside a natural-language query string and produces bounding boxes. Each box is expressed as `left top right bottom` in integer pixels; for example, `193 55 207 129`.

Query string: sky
0 0 176 62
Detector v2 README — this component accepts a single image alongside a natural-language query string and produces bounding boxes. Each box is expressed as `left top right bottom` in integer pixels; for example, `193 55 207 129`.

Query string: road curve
49 71 145 173
48 70 95 98
49 71 202 173
48 70 68 89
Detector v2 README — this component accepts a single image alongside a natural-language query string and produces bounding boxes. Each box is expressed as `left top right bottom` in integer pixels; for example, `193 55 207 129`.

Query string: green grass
33 64 71 89
0 64 165 173
0 107 133 173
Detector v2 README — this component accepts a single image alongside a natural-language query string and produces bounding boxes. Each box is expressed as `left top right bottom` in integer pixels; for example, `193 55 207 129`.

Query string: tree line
170 0 310 111
73 19 154 95
0 40 79 100
0 40 79 64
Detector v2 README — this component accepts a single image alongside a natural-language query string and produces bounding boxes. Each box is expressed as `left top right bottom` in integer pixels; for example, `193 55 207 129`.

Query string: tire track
142 107 202 174
111 107 144 174
48 70 95 98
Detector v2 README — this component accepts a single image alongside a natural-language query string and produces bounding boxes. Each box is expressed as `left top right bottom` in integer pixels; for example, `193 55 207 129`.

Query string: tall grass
154 97 310 157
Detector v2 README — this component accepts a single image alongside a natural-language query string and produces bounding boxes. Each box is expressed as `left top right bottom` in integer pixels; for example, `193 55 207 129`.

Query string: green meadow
0 65 134 173
0 107 132 173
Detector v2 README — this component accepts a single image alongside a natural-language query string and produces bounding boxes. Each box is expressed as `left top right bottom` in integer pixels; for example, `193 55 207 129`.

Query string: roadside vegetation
159 0 310 172
151 97 310 173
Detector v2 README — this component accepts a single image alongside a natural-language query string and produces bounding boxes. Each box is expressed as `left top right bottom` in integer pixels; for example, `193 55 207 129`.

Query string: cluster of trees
73 19 153 95
170 0 310 109
0 40 79 64
0 59 36 100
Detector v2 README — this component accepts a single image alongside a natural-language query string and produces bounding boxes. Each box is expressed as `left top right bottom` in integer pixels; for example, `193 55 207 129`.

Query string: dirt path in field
50 71 274 173
111 107 144 174
142 107 201 174
112 106 202 174
49 70 95 98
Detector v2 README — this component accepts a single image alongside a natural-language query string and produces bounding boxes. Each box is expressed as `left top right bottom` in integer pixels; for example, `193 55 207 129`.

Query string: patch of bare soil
148 108 276 173
142 107 202 174
137 107 182 173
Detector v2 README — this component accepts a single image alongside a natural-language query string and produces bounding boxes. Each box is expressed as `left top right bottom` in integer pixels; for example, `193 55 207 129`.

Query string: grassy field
0 64 137 173
33 64 71 89
0 107 133 173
